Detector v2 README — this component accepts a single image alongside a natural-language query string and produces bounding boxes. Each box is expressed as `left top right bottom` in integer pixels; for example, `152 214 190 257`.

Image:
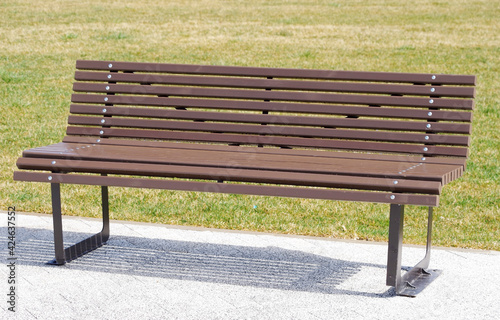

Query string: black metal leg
386 204 441 297
50 183 66 265
47 184 110 265
386 204 404 288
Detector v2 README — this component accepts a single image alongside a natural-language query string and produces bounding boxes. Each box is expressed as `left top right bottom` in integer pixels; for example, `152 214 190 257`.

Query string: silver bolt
102 108 107 113
430 88 435 92
390 195 396 200
106 86 110 90
393 181 399 185
108 63 113 68
425 136 430 140
107 75 112 79
429 99 434 104
97 139 101 142
424 147 429 152
104 97 108 102
421 157 426 161
426 124 432 129
51 161 56 164
100 130 104 135
432 75 436 80
428 112 433 116
48 176 53 181
101 119 106 124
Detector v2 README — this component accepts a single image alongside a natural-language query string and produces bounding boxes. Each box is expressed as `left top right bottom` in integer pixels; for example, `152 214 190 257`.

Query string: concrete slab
1 211 499 319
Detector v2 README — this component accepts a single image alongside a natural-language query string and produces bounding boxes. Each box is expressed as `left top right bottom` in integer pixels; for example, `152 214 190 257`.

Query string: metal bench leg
386 204 441 297
47 182 110 265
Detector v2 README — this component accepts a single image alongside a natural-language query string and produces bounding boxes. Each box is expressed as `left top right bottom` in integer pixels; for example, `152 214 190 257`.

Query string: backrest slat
76 60 477 85
70 99 472 122
68 60 475 159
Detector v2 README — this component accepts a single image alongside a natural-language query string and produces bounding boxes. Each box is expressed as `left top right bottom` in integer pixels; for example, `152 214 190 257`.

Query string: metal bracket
47 181 110 265
386 204 441 297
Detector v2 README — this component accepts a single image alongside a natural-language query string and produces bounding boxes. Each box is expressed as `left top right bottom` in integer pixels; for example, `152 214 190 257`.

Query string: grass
1 0 499 250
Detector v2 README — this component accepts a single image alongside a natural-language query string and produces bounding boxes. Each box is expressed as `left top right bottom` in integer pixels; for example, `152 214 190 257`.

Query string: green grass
1 0 499 250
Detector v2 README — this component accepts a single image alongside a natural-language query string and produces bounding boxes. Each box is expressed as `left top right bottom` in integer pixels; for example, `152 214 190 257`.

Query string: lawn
1 0 499 250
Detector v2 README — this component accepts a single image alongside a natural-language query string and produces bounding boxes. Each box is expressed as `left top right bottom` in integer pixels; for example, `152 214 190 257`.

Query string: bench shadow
5 227 395 297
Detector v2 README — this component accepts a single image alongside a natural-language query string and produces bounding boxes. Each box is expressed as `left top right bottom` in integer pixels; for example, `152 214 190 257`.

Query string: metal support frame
45 179 439 296
386 204 441 297
47 182 110 265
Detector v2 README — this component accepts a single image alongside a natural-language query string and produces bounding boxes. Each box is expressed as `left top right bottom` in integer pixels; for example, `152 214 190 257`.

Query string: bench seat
16 140 465 206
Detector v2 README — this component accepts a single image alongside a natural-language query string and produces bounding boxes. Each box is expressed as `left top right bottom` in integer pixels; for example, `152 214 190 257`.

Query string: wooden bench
13 60 475 296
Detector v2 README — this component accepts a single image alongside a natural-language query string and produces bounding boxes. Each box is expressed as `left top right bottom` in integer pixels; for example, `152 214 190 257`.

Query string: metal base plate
46 259 66 266
397 268 442 297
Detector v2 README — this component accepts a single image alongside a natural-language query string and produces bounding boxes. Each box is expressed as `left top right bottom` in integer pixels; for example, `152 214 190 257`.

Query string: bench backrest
68 60 475 159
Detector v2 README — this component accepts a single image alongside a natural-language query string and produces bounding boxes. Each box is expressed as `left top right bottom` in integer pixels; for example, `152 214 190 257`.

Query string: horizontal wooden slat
76 60 476 86
67 115 470 146
13 171 439 207
61 136 468 168
73 83 474 110
74 71 475 98
70 103 472 122
65 126 470 157
16 157 442 194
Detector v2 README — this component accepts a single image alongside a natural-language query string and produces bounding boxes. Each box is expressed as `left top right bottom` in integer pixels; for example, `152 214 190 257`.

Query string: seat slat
73 83 474 110
67 115 470 145
76 60 476 86
16 157 442 194
74 71 475 98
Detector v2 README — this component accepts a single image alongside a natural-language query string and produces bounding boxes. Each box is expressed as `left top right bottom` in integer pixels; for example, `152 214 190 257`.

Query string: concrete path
1 211 499 319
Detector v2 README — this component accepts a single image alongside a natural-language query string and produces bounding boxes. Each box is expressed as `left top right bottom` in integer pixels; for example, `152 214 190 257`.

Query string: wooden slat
75 60 476 86
70 103 473 122
16 157 442 194
67 115 470 145
61 136 468 167
65 126 470 157
72 82 475 110
13 171 440 207
74 71 475 98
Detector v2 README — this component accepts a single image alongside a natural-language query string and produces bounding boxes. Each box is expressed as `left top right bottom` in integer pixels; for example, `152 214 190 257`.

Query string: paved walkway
1 211 499 319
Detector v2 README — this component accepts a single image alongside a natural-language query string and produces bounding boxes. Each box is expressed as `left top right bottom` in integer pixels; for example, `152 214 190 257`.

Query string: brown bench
13 60 475 296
